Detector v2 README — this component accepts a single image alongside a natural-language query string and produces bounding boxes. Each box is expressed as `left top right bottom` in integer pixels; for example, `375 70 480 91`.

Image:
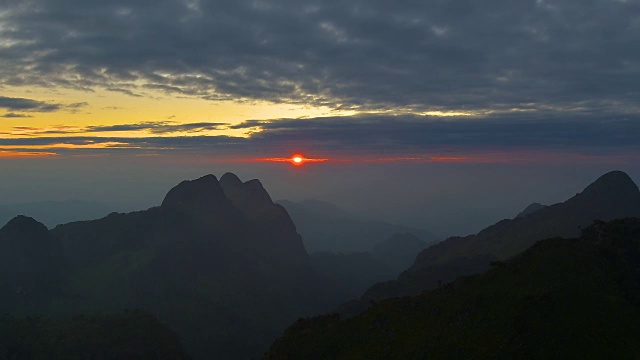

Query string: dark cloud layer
1 0 639 114
2 114 638 160
0 96 88 115
0 96 62 112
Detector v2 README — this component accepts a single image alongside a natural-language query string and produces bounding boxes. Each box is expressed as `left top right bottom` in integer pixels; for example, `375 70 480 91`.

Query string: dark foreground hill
0 174 347 360
265 218 640 360
0 311 190 360
347 171 640 313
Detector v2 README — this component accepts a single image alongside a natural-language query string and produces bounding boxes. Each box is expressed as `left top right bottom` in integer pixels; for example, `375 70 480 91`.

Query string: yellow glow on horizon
0 86 356 138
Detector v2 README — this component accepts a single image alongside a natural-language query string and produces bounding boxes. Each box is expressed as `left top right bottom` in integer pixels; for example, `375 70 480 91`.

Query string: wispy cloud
3 121 229 136
0 113 638 163
0 96 62 113
0 96 88 116
1 113 34 118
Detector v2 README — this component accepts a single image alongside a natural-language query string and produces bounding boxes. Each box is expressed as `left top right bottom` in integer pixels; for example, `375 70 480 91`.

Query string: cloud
0 96 62 112
85 121 228 134
4 121 229 135
0 0 639 116
0 96 88 115
1 113 638 162
233 113 640 152
1 113 34 118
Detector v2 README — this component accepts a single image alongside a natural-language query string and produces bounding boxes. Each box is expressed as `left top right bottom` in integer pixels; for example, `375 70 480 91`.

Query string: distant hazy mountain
277 199 438 253
516 202 547 218
0 174 349 360
266 218 640 359
310 252 396 299
371 233 429 274
341 170 640 315
0 200 113 228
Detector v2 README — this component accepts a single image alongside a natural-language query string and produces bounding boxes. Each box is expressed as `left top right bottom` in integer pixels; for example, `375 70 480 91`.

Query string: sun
291 154 305 165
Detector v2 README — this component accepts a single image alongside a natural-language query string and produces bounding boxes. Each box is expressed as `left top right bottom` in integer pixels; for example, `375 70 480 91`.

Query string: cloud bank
1 0 639 114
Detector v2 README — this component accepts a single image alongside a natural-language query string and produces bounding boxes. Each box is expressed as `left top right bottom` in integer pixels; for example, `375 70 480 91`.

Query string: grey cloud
9 121 229 135
106 87 143 97
1 0 639 114
1 113 638 159
0 96 88 113
234 113 640 153
0 96 62 112
86 121 228 134
1 112 34 118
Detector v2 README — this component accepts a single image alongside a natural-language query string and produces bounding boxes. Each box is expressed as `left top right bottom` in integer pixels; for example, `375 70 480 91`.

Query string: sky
1 0 640 237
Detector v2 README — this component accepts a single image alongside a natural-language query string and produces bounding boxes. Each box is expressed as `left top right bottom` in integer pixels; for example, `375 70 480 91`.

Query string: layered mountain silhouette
266 218 640 359
0 173 347 360
277 199 437 253
342 170 640 315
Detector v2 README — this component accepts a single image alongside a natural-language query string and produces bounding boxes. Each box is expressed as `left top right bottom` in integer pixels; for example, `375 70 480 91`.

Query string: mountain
265 218 640 359
516 202 546 218
0 216 65 314
0 311 190 360
0 174 347 360
277 199 438 253
371 232 428 273
344 170 640 314
0 200 113 228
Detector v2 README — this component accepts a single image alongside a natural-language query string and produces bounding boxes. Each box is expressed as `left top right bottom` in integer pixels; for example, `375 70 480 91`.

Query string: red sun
253 154 328 165
291 154 305 166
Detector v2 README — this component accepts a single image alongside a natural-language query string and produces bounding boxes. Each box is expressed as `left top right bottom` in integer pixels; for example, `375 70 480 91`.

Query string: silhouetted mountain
266 218 640 359
0 174 347 360
310 252 395 299
516 202 546 218
344 170 640 314
0 311 190 359
220 173 307 263
0 200 113 228
0 216 65 313
371 233 428 273
277 199 438 253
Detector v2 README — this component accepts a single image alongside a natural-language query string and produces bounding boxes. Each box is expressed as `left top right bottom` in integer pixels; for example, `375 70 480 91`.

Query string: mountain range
2 170 639 359
340 170 640 316
0 173 349 360
266 217 640 359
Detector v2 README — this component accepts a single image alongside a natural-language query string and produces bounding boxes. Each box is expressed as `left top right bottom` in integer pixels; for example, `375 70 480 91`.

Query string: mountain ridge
344 170 640 314
265 218 640 359
0 173 346 360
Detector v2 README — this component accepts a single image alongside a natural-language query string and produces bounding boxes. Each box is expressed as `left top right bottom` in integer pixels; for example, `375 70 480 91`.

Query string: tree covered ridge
0 310 191 360
265 218 640 360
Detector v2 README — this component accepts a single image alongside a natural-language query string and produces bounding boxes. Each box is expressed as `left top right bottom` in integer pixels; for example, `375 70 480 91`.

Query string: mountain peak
161 174 229 211
1 215 48 233
516 203 547 218
219 172 243 188
582 171 638 196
